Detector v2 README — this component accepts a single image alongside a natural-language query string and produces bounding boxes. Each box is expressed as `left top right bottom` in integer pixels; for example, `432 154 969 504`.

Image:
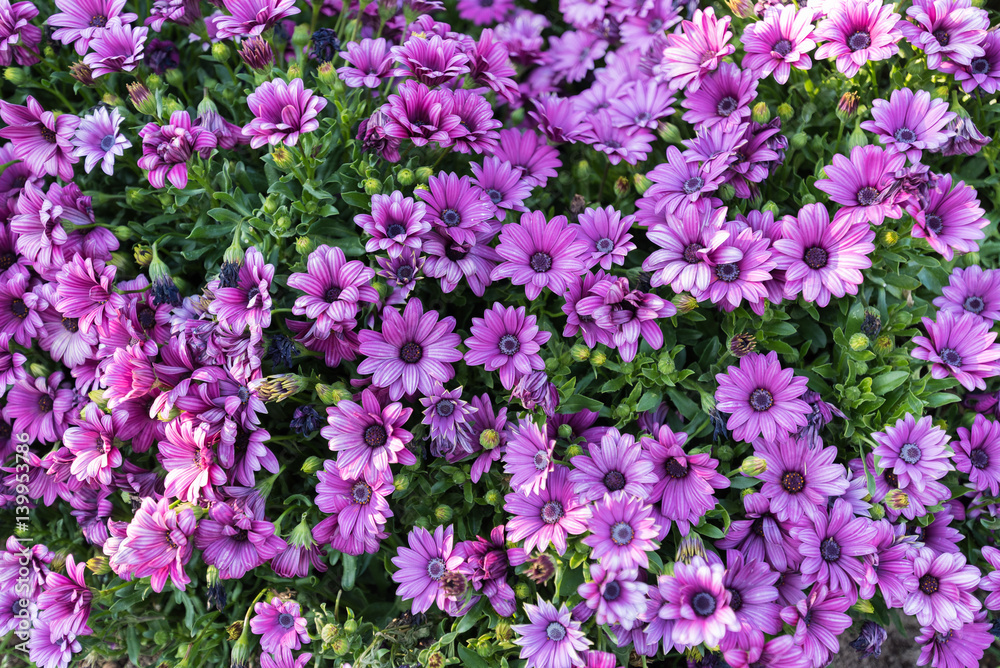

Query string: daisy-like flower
813 0 903 78
955 414 1000 496
718 550 782 654
505 465 591 555
219 420 278 487
608 79 675 132
569 427 656 502
250 598 310 655
10 182 66 269
900 0 989 70
795 498 877 593
416 172 495 247
0 96 79 181
47 0 137 55
138 110 218 189
755 437 849 523
0 0 40 67
420 384 475 456
71 107 131 176
492 128 561 188
391 34 470 86
577 563 648 630
313 460 393 556
465 28 518 102
287 244 378 337
903 547 982 633
579 111 654 166
943 29 1000 94
215 0 299 39
681 63 758 131
0 333 25 396
382 81 461 148
64 402 124 486
911 310 1000 391
208 246 273 335
357 298 462 401
54 255 125 336
715 351 810 443
337 38 392 88
464 302 550 390
446 89 502 155
470 157 531 222
458 0 513 26
513 598 590 668
83 20 147 78
915 615 994 668
573 206 636 271
3 372 73 445
859 518 912 607
159 415 226 503
646 147 728 217
656 7 735 92
908 174 987 261
503 418 555 495
707 225 774 313
422 227 500 297
391 524 463 614
547 31 608 85
195 490 287 580
860 88 955 162
815 144 905 226
583 492 659 572
37 555 91 637
493 210 588 300
933 266 1000 322
742 5 817 84
978 546 1000 611
779 584 852 668
872 413 951 493
243 78 326 149
145 0 202 32
321 388 414 480
528 95 587 144
643 206 729 297
657 555 739 648
112 497 196 592
772 202 875 307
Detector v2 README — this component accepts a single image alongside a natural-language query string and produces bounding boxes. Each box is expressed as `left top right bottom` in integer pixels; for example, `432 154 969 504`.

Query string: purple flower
528 94 586 144
458 0 512 25
779 584 852 668
547 31 607 85
707 225 774 313
577 563 648 630
417 171 494 247
608 79 675 131
656 555 739 648
583 491 659 572
742 4 817 84
579 111 653 166
215 0 300 39
755 437 849 523
470 157 531 222
505 465 591 555
569 427 656 503
772 202 875 307
916 615 994 668
656 7 734 92
464 302 550 390
250 598 310 655
955 414 1000 497
0 0 40 66
465 28 519 101
814 0 902 78
391 34 469 86
450 93 500 155
461 394 508 483
313 460 393 556
644 146 727 217
113 497 196 592
83 19 147 78
421 384 475 456
422 227 500 297
681 63 758 131
934 266 1000 325
63 402 123 485
717 493 803 572
37 555 91 637
493 210 587 300
0 96 79 181
71 107 131 176
28 617 81 668
643 206 729 297
718 550 781 655
391 524 463 614
860 88 955 162
356 191 429 259
715 351 810 443
243 78 326 149
903 547 982 632
219 420 277 486
503 418 555 495
209 246 273 336
572 206 635 271
47 0 137 55
512 597 590 668
0 332 25 395
382 81 461 148
454 524 525 617
287 244 377 337
492 128 560 188
815 144 905 226
195 490 287 579
872 413 951 494
942 29 1000 94
0 536 52 597
145 0 202 31
337 38 392 88
859 518 911 607
908 174 987 261
159 415 226 502
321 388 414 480
900 0 988 70
4 373 73 445
912 310 1000 391
357 108 401 162
138 110 218 189
939 114 992 156
795 497 877 593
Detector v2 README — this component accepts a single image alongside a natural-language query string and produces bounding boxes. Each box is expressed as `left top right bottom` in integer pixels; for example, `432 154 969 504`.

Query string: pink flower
0 96 80 181
243 78 327 149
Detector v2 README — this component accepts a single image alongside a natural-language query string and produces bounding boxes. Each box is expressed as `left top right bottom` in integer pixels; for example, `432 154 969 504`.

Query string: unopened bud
557 423 574 439
434 505 453 523
127 82 157 116
613 175 630 198
633 173 653 195
69 62 95 86
363 178 380 195
272 145 294 169
287 63 302 79
566 443 584 459
752 102 770 124
881 229 899 246
741 456 767 477
591 350 607 366
730 333 757 358
790 132 809 150
3 67 27 85
569 343 590 361
162 97 183 117
301 456 324 474
777 103 793 122
657 121 681 144
86 556 111 575
885 489 909 511
874 334 893 354
415 166 433 183
849 333 870 351
317 61 336 85
452 470 466 485
847 124 869 149
836 92 860 124
480 428 501 450
133 244 152 267
394 474 410 492
211 41 230 61
716 445 734 462
396 168 415 186
484 489 502 506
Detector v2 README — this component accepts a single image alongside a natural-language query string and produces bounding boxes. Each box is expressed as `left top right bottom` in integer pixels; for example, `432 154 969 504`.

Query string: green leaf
341 554 357 591
457 646 491 668
695 523 725 540
871 370 909 395
636 391 662 413
559 394 605 413
341 191 371 209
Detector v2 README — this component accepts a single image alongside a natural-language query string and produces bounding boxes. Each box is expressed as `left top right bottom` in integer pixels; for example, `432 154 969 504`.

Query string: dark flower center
751 518 766 537
325 286 342 302
820 537 841 562
137 306 156 332
278 613 295 629
635 112 651 125
486 188 502 204
603 139 622 149
540 500 564 524
546 621 567 642
40 127 57 143
386 223 406 237
935 630 954 644
100 134 116 152
919 574 939 595
363 424 388 448
233 529 250 542
971 448 990 470
925 214 944 235
749 388 774 412
900 442 922 464
444 245 468 262
427 557 446 580
533 450 550 470
89 14 108 27
939 347 962 367
682 242 703 264
715 262 740 283
10 299 28 319
442 208 461 227
603 470 626 491
664 456 689 479
610 521 634 546
933 29 950 46
773 39 793 57
37 394 53 413
648 18 663 32
856 186 879 206
603 580 621 601
971 57 990 76
884 470 898 488
219 261 240 288
236 386 250 404
435 400 455 417
595 237 614 253
894 127 917 143
0 421 11 439
965 296 985 314
0 251 15 270
498 333 520 356
400 341 423 363
728 588 743 612
781 470 805 494
804 246 829 269
682 176 704 195
530 252 553 273
395 265 415 283
691 591 717 617
352 481 373 504
848 30 872 52
716 96 739 117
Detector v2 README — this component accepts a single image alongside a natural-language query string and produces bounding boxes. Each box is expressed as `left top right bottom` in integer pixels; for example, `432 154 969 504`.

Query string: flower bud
162 97 184 117
315 383 344 405
525 554 555 584
657 351 675 375
752 102 770 124
295 236 315 256
725 0 755 17
874 334 893 354
800 193 817 205
836 92 860 124
657 121 681 144
331 637 350 655
433 505 453 523
484 489 502 506
762 201 780 215
287 63 302 79
301 456 324 474
847 124 869 149
226 621 244 641
413 166 433 183
3 67 27 85
396 168 415 186
869 503 885 520
133 244 152 267
790 132 809 150
69 62 95 86
495 621 513 640
633 172 653 195
569 343 590 361
566 443 584 459
676 532 706 564
514 582 531 599
86 556 111 575
321 624 339 644
211 41 230 61
591 350 607 366
717 182 735 201
342 618 358 634
480 428 501 450
363 178 381 195
146 73 163 90
777 103 793 122
573 159 590 181
557 423 574 440
861 310 882 338
885 489 909 511
849 333 870 351
730 333 757 358
741 456 767 477
237 36 273 72
613 175 630 198
292 24 310 48
166 68 184 88
394 474 410 492
673 293 699 313
716 445 734 462
452 470 467 485
127 82 157 116
426 651 446 668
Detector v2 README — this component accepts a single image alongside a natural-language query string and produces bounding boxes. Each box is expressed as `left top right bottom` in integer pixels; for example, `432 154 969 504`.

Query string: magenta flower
0 332 25 395
219 420 278 487
470 157 530 222
643 206 729 297
546 31 607 85
911 310 1000 391
382 81 461 148
337 38 392 88
742 4 817 84
138 110 218 189
421 384 475 455
779 584 852 668
243 78 326 149
63 402 123 486
505 465 591 555
872 413 951 493
0 0 40 66
321 388 414 480
715 351 810 443
209 246 273 336
656 7 734 92
577 563 648 630
10 182 67 269
815 144 905 226
569 427 656 503
215 0 300 39
37 554 90 637
933 266 1000 323
814 0 903 78
579 111 653 166
608 79 675 131
859 518 911 607
583 491 659 572
755 437 849 523
83 20 147 78
288 244 377 337
492 128 561 188
464 302 550 390
71 107 131 176
0 96 79 181
860 88 955 162
903 547 982 632
145 0 202 31
915 615 994 668
681 63 758 131
707 225 774 313
3 373 73 445
943 30 1000 94
795 498 877 594
656 556 739 648
160 415 226 503
718 550 782 654
900 0 988 70
644 146 727 217
493 210 588 300
355 191 429 258
357 298 462 401
313 460 393 556
47 0 137 55
503 418 555 495
417 171 495 247
955 414 1000 496
391 524 463 614
908 174 987 261
422 227 500 297
113 497 197 592
512 597 590 668
391 34 469 86
55 255 125 336
772 202 875 307
450 89 502 154
28 617 81 668
250 598 310 655
572 206 636 271
195 490 287 580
